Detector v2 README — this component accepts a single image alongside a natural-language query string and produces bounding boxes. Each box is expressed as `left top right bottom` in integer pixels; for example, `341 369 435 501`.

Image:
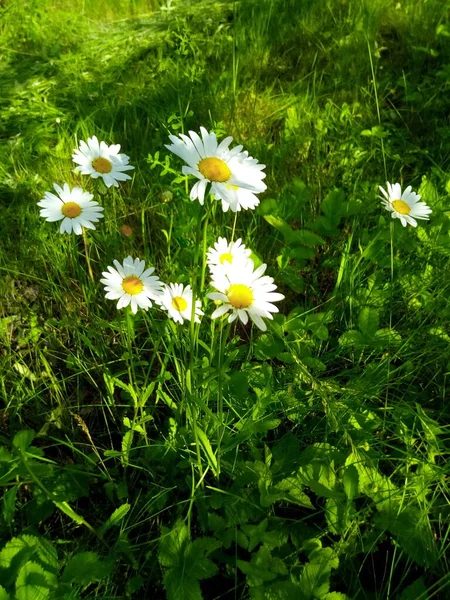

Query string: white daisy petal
159 283 203 324
207 250 283 331
379 181 431 228
72 136 134 187
38 183 104 235
166 128 266 212
101 257 163 314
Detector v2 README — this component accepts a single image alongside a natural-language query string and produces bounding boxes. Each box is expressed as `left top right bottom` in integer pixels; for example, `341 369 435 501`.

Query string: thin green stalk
82 228 94 283
230 212 238 242
125 309 149 445
217 320 232 477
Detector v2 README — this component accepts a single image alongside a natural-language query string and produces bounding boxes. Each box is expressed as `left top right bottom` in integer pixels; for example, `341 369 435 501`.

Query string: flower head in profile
100 256 163 314
72 135 134 188
38 183 104 234
165 127 266 212
206 237 252 274
207 259 284 331
159 283 203 324
379 182 431 227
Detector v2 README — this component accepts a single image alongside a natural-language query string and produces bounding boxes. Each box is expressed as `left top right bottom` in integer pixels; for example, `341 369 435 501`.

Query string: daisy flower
72 135 134 188
159 283 203 324
206 237 252 274
207 260 284 331
165 127 266 212
379 182 432 227
100 256 163 314
38 183 104 234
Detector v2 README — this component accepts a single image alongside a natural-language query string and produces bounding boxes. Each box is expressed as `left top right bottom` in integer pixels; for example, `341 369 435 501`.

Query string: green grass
1 0 450 598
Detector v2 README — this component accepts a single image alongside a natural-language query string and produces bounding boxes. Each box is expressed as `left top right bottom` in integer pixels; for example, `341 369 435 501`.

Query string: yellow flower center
61 202 82 218
226 284 253 309
392 199 411 215
172 296 188 312
92 157 112 174
219 252 233 264
122 276 144 295
198 157 231 182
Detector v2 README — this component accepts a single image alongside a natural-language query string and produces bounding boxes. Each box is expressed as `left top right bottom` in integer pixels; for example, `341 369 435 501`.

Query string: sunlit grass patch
1 0 450 598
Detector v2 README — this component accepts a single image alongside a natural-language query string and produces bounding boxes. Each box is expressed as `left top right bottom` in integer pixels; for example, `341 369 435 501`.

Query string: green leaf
274 477 314 509
325 497 352 534
61 552 112 586
357 307 379 337
338 330 365 348
299 547 339 599
12 430 35 453
0 585 11 600
3 485 18 525
399 578 428 600
163 570 202 600
375 507 437 567
159 521 220 599
159 521 189 568
196 428 218 476
258 198 279 216
252 581 307 599
15 562 57 600
0 448 13 462
343 466 358 500
53 501 88 527
0 535 58 587
254 335 285 359
291 230 325 246
98 503 131 536
237 546 287 587
121 430 134 466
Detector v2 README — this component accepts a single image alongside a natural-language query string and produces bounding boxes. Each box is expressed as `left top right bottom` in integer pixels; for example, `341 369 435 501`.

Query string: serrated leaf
15 562 57 600
159 522 219 599
121 430 133 466
159 521 189 568
238 546 287 587
338 330 365 348
98 503 130 536
61 552 112 585
163 570 202 600
3 485 18 524
358 307 379 337
0 585 11 600
196 428 218 476
12 430 35 453
53 501 87 526
274 477 314 508
0 448 13 462
0 535 58 582
299 547 339 598
325 497 351 534
291 229 325 246
343 466 358 500
399 578 428 600
321 189 346 219
252 580 307 600
375 506 437 567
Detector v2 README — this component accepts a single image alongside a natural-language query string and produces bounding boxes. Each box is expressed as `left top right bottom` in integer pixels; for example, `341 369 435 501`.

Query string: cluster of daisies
37 136 134 234
100 237 284 330
37 127 433 330
36 129 285 330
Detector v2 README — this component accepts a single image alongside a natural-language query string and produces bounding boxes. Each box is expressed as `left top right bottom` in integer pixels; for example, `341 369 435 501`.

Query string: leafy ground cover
1 0 450 598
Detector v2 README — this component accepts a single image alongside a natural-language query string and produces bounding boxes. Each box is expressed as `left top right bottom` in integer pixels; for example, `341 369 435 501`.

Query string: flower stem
231 212 238 242
82 228 94 283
